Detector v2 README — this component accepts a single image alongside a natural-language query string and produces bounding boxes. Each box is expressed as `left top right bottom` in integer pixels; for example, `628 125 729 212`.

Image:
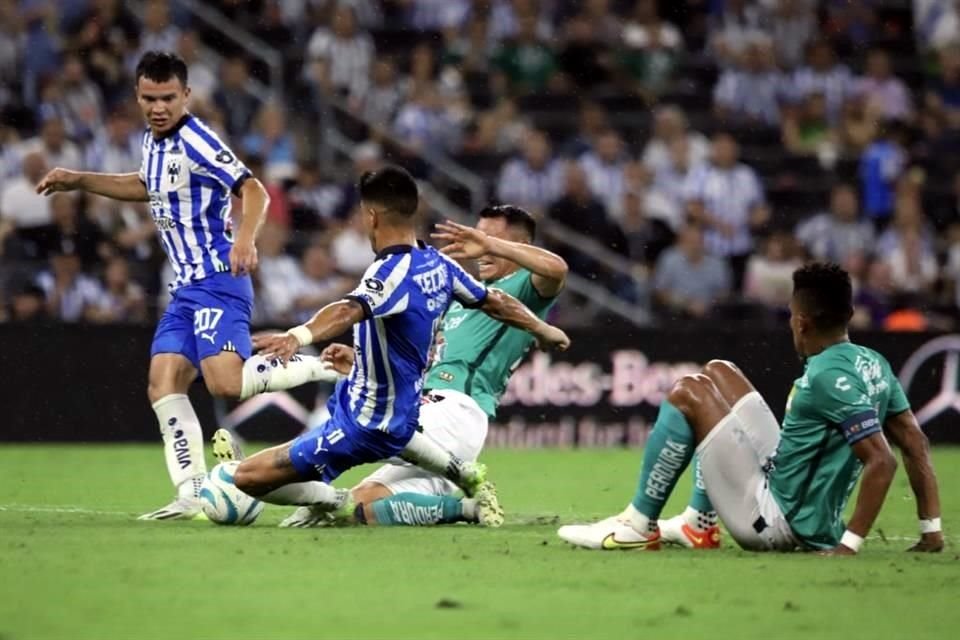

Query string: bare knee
204 373 241 398
667 374 710 415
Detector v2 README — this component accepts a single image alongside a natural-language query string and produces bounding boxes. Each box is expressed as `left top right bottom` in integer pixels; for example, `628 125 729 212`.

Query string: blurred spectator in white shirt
790 40 854 122
177 30 217 104
332 208 376 276
744 231 803 309
35 247 106 323
857 49 913 121
136 0 181 62
796 183 874 271
649 136 700 231
289 243 354 324
709 0 769 68
1 151 51 229
307 4 374 100
768 0 816 70
579 130 629 220
642 105 710 175
497 129 563 216
885 228 938 295
361 58 404 128
94 255 147 323
255 221 302 323
714 37 786 127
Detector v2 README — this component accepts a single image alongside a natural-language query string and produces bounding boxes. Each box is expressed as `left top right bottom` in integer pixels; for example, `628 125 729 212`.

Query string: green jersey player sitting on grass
224 205 568 528
559 263 944 554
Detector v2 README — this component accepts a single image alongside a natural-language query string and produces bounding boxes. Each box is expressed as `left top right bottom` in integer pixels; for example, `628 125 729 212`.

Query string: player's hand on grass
432 220 491 259
819 544 857 556
537 325 570 352
907 532 944 553
230 239 258 276
36 168 81 196
321 343 355 375
253 332 299 366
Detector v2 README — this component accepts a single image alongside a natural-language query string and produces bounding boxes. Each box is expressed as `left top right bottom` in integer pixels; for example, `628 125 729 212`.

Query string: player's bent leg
558 375 728 550
659 361 753 548
350 479 504 528
140 353 206 521
694 391 790 551
399 430 488 497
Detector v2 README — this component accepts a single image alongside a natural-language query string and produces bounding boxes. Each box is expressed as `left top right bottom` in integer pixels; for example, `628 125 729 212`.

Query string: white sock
461 498 478 522
400 431 465 482
626 503 657 535
260 481 346 507
681 505 718 530
153 394 206 500
240 354 341 400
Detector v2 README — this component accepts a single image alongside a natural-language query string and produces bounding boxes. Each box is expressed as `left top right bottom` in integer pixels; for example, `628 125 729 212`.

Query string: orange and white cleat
658 513 721 549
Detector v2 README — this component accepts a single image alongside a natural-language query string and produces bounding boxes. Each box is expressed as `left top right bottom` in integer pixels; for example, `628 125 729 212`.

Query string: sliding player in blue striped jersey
232 166 570 522
36 52 338 520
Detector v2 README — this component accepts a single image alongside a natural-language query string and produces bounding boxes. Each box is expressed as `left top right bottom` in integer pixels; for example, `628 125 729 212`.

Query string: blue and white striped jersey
333 243 487 435
138 114 251 290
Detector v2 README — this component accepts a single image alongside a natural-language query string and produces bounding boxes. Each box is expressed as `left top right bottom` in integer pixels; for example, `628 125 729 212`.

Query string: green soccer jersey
768 342 910 549
424 268 556 417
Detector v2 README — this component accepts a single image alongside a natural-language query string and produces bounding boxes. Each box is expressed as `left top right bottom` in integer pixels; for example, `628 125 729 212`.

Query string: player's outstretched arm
831 433 898 555
479 288 570 351
36 169 149 202
230 178 270 276
884 409 944 552
433 220 568 297
253 300 365 365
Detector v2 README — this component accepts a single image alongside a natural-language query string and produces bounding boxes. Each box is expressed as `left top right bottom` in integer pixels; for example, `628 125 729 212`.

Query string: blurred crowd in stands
1 0 960 331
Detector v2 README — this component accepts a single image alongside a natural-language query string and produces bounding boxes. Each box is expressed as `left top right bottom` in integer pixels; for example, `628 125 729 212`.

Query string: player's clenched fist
537 325 570 352
253 332 299 365
36 168 82 196
321 343 355 375
230 239 258 276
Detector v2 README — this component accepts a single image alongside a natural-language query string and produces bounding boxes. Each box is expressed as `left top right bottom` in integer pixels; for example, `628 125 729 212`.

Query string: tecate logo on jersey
500 351 701 409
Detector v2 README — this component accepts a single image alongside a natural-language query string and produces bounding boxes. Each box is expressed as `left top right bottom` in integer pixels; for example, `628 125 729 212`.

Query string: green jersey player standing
281 205 567 528
560 262 944 554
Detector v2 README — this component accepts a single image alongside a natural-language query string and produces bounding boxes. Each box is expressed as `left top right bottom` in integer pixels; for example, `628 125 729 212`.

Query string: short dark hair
135 51 188 87
792 262 853 332
479 205 536 241
358 165 419 218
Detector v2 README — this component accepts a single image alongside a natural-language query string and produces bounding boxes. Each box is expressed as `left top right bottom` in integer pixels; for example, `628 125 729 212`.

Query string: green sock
688 456 715 513
368 493 467 526
631 401 695 520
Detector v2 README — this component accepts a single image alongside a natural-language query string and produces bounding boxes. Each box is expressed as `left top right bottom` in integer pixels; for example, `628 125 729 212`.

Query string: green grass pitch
1 445 959 639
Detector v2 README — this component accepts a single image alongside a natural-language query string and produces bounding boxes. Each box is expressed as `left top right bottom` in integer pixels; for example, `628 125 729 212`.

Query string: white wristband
287 325 313 347
840 530 864 552
920 517 942 534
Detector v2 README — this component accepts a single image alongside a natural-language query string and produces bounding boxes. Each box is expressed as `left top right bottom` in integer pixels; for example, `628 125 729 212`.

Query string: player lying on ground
268 205 569 527
35 51 338 521
559 263 943 553
227 166 570 522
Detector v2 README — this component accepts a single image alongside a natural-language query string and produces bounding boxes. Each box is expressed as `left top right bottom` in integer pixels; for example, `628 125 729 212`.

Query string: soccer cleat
457 461 487 498
278 506 335 528
138 497 204 521
474 482 504 528
211 428 245 462
278 490 355 528
658 514 721 549
557 513 661 550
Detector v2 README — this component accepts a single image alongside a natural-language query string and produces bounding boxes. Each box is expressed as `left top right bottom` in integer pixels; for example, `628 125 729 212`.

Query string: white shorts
696 391 797 551
360 389 489 496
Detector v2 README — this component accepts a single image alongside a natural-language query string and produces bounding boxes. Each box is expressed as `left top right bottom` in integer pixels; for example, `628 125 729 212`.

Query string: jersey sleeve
811 367 883 446
515 270 556 312
440 253 487 308
137 131 149 184
344 254 414 319
179 122 251 195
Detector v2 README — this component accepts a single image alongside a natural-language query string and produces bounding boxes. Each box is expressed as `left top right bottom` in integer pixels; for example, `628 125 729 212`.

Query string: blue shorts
151 272 254 371
288 417 414 483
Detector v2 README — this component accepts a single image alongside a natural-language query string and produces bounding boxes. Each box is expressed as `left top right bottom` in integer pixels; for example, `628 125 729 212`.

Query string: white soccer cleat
474 482 504 528
557 513 661 550
211 428 245 462
278 506 335 528
658 513 721 549
138 497 204 521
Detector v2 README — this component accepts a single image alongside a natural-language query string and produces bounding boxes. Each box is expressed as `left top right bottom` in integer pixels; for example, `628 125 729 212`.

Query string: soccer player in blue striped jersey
36 52 339 520
232 166 570 520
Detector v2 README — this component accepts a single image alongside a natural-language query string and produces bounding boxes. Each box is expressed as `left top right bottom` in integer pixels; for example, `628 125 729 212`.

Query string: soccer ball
199 461 264 526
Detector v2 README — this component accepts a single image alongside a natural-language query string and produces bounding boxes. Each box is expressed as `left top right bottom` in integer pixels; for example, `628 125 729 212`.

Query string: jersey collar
375 241 423 260
152 114 192 141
